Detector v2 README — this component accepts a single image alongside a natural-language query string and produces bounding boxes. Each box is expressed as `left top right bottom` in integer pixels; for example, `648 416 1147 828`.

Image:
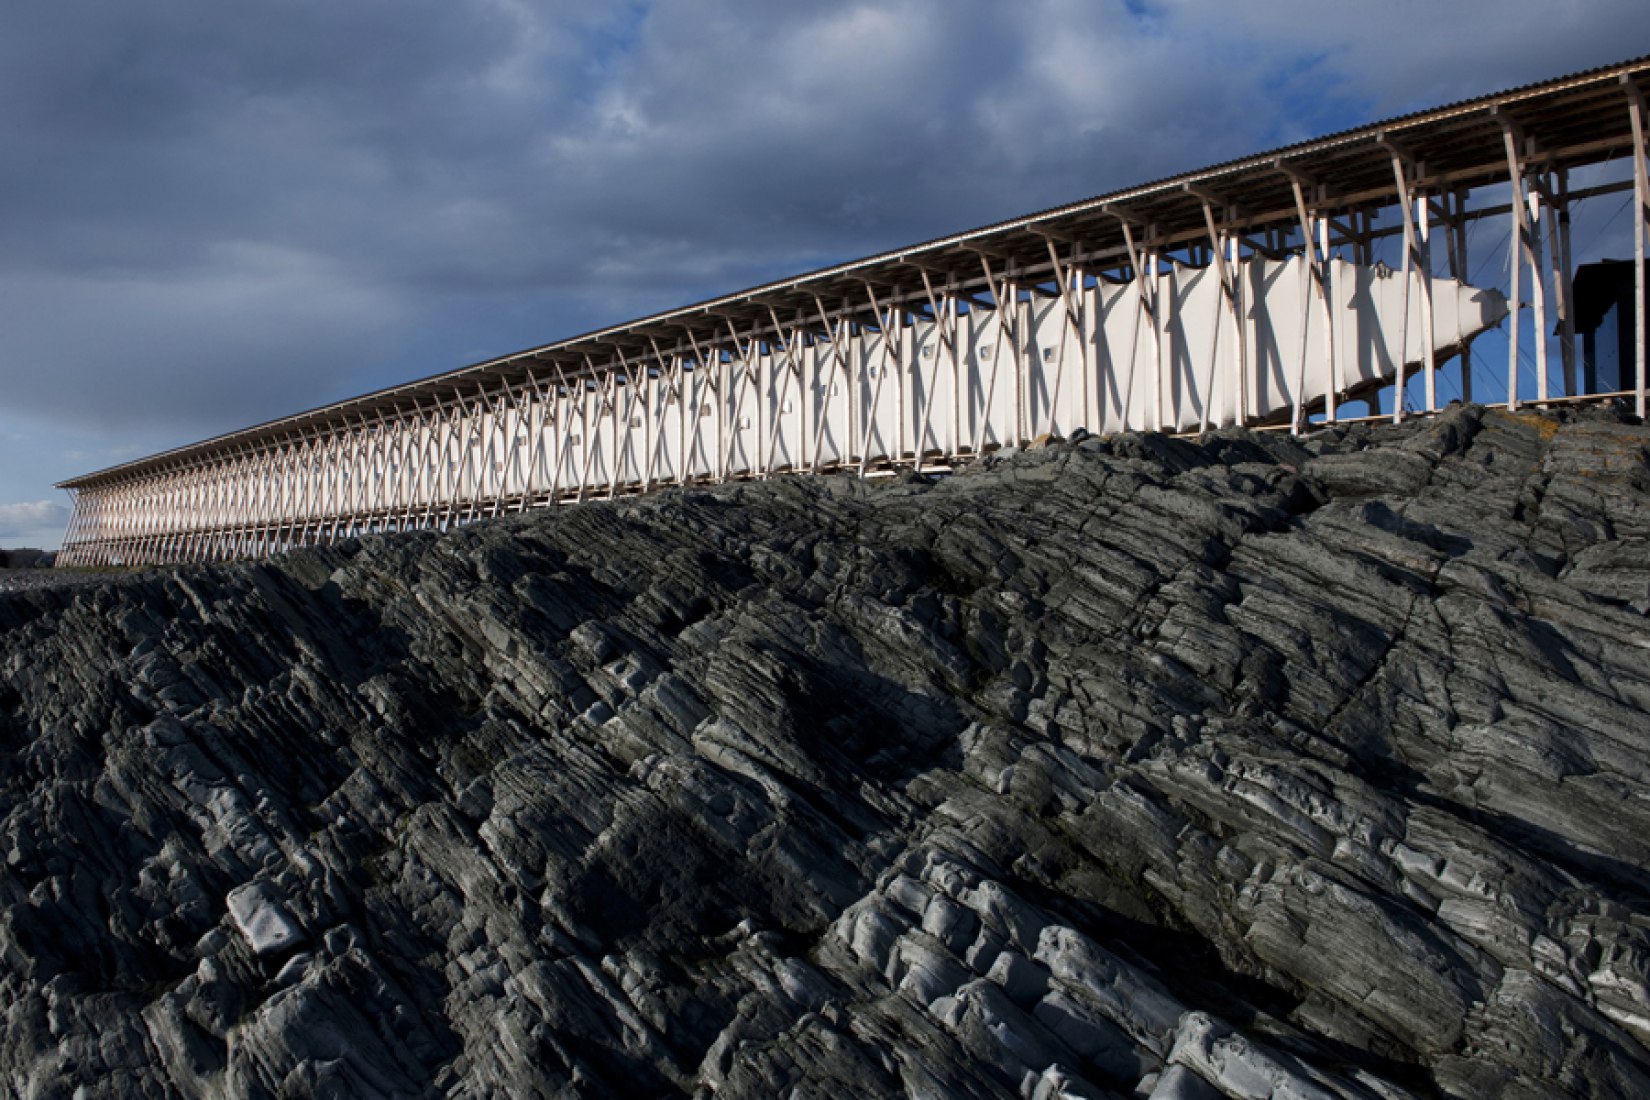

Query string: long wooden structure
57 57 1650 567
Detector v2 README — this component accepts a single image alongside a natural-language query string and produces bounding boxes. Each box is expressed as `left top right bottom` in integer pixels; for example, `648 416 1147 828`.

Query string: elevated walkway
56 57 1650 566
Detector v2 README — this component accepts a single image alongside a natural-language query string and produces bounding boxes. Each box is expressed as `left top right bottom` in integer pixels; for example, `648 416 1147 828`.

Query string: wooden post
1114 212 1162 430
918 269 959 459
1198 196 1246 429
1451 186 1474 403
1386 146 1436 421
1043 236 1086 439
1418 176 1436 412
859 283 897 474
1287 174 1340 429
1550 169 1577 397
973 254 1014 454
1527 179 1550 405
1500 119 1525 411
1627 76 1649 419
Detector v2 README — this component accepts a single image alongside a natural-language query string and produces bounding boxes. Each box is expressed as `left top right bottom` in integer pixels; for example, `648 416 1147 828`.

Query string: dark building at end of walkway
1574 259 1648 396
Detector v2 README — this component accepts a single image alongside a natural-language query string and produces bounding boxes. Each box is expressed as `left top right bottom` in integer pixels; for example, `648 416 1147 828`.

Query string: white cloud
0 500 67 544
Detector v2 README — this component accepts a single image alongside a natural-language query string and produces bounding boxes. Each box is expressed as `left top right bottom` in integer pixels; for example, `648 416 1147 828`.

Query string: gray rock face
1 404 1648 1098
226 882 304 957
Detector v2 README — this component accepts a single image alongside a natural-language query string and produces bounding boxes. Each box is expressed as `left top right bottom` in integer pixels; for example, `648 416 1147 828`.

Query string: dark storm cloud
0 0 612 431
0 0 1643 450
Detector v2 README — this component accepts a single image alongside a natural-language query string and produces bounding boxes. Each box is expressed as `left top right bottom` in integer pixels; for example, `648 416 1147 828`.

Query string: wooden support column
490 382 518 514
59 490 82 563
633 355 655 494
611 359 626 494
1112 211 1163 430
406 398 432 524
546 368 573 502
1042 236 1087 440
433 388 461 527
645 339 679 489
859 282 899 474
574 359 603 502
719 321 758 479
1418 178 1436 412
895 299 909 465
764 307 805 476
1280 165 1339 428
417 397 440 524
1498 112 1550 410
1527 182 1550 406
230 448 254 555
1449 186 1475 402
603 357 626 499
716 343 729 481
675 347 689 484
917 269 961 460
1385 144 1437 420
1196 194 1248 430
681 330 718 482
809 300 851 471
973 254 1018 453
224 449 250 556
395 402 421 525
1627 75 1649 419
1547 169 1577 396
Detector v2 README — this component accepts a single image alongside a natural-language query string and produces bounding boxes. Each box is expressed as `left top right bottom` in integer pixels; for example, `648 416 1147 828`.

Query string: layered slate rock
1 404 1648 1098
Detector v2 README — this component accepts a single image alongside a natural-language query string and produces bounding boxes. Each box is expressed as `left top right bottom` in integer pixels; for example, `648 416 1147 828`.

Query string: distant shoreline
0 567 133 594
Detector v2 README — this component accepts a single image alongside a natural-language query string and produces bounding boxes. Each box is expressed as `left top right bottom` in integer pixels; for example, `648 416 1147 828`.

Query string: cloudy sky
0 1 1642 548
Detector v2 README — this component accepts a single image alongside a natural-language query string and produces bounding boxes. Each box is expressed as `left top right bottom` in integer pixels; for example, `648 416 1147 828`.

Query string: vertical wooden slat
1627 76 1649 419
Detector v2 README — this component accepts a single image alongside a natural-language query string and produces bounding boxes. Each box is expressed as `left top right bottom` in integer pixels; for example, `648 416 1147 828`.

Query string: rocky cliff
2 404 1649 1099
